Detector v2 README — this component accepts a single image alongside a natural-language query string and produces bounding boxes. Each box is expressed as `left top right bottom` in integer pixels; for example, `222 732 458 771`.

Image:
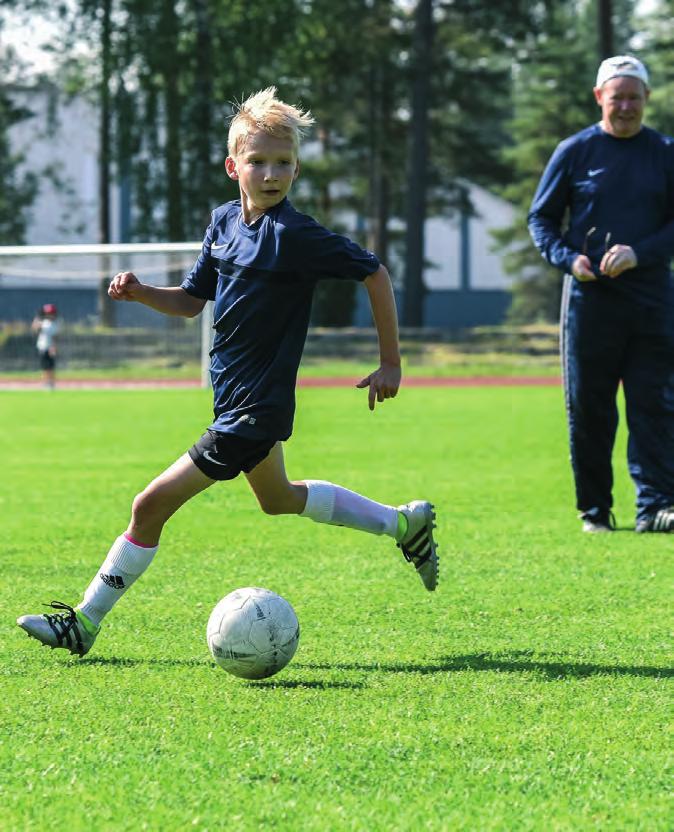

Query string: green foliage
6 4 549 270
430 3 531 196
637 0 674 136
0 16 38 243
2 387 672 828
5 1 672 325
493 0 611 323
494 2 626 322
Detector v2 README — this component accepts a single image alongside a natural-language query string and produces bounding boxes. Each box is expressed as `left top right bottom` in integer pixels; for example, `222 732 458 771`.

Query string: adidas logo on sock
100 572 125 589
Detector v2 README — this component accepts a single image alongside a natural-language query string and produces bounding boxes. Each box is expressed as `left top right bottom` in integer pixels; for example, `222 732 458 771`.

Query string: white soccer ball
206 587 300 679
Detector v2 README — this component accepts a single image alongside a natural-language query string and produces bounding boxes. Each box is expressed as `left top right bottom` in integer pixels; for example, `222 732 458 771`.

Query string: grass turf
1 386 671 830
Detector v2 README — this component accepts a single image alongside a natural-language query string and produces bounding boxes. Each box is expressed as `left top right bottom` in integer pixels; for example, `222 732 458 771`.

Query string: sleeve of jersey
631 139 674 268
180 218 218 300
527 143 578 274
295 219 379 281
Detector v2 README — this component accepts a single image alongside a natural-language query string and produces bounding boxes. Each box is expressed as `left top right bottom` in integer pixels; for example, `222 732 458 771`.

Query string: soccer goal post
0 242 214 386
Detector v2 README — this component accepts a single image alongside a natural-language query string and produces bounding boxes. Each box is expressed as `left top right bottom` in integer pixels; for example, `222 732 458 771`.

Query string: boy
31 302 59 389
17 88 439 657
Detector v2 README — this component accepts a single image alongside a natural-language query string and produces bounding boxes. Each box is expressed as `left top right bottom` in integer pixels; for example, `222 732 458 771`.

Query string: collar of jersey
236 197 288 237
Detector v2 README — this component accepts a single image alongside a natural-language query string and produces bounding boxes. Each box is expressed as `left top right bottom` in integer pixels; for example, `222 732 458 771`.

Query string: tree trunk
598 0 613 59
159 0 185 331
403 0 433 327
193 0 213 218
161 0 183 246
98 0 115 327
367 62 391 264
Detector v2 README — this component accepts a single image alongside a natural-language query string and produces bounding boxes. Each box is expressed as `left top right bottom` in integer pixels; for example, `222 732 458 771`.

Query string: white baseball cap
596 55 649 89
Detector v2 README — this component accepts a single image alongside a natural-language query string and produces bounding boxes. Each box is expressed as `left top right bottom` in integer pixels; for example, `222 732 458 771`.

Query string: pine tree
492 0 636 323
0 88 37 243
0 15 38 244
638 0 674 137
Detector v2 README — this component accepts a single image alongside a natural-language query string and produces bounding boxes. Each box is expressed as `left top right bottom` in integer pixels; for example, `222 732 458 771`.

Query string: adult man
528 55 674 533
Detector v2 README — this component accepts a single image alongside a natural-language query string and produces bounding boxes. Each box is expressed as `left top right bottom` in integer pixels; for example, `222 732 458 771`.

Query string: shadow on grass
70 652 673 681
249 678 365 690
77 656 364 689
79 656 209 668
296 650 673 680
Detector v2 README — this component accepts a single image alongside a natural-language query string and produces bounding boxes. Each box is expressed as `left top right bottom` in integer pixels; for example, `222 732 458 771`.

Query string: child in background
31 303 59 389
18 88 439 657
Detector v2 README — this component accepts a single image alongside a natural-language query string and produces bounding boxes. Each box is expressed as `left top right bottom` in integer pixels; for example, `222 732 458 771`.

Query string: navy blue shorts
38 350 55 370
188 429 275 481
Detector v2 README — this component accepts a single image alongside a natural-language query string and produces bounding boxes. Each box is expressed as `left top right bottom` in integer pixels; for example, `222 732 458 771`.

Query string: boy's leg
78 453 215 625
245 443 398 533
244 442 308 515
125 452 216 546
17 454 215 654
245 443 438 590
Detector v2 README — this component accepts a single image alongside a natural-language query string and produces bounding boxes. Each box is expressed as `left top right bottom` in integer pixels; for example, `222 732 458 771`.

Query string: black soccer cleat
636 506 674 533
17 601 100 656
396 501 439 591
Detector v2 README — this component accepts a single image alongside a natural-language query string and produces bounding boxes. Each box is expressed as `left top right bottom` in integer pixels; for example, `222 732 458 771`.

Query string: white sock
77 534 158 627
300 480 399 537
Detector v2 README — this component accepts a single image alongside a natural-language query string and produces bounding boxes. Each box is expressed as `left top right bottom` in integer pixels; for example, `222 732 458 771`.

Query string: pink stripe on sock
124 532 156 549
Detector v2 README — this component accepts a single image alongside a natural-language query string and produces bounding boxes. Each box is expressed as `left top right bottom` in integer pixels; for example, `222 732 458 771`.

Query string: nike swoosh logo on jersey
210 243 228 252
587 168 604 177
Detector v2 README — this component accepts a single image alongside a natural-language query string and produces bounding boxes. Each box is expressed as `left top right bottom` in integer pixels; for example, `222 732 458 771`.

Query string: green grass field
1 385 671 830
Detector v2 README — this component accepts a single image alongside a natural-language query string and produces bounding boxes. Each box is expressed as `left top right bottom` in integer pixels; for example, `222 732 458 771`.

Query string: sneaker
397 501 439 591
636 506 674 533
580 509 615 533
17 601 100 656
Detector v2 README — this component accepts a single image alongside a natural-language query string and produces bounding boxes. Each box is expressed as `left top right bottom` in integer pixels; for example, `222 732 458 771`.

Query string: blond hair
227 87 315 158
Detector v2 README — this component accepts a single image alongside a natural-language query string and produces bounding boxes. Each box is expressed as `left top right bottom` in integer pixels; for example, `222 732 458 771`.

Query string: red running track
0 376 560 390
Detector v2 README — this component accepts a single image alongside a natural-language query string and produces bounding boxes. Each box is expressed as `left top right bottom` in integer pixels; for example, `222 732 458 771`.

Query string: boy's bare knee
131 488 164 525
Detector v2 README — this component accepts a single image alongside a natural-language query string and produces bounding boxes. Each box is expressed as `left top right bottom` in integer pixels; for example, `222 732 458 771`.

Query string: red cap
42 303 57 315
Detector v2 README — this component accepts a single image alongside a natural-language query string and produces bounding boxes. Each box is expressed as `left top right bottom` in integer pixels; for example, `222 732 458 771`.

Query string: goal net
0 242 214 385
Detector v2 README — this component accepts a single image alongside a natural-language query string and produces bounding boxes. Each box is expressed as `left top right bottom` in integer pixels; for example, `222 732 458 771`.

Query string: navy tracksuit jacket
528 123 674 521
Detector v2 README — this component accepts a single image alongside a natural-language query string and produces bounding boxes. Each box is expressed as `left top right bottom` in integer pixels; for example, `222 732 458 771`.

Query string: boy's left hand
356 362 401 411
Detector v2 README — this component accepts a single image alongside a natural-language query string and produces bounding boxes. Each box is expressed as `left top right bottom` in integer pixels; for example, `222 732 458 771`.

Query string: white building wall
9 86 119 245
468 184 516 289
424 183 514 290
424 215 461 289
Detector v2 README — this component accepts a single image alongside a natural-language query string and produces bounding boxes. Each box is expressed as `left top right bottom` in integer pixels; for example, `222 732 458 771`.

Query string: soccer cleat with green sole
397 501 439 592
17 601 100 656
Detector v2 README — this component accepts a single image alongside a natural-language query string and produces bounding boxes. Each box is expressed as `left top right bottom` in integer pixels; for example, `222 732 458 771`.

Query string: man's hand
108 271 143 301
600 245 637 278
356 362 401 411
571 254 596 282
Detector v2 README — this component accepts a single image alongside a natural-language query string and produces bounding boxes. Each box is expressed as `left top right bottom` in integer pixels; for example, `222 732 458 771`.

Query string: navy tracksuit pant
561 275 674 522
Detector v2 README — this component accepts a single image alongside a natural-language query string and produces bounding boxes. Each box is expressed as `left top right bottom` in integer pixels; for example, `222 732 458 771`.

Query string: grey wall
353 287 511 329
0 288 173 327
2 284 512 329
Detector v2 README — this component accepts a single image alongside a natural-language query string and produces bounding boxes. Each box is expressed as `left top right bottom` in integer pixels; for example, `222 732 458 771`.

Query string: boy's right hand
571 254 596 282
108 271 142 301
356 362 401 411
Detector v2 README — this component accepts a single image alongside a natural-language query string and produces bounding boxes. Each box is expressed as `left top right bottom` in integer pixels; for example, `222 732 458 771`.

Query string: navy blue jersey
181 198 379 440
528 124 674 305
